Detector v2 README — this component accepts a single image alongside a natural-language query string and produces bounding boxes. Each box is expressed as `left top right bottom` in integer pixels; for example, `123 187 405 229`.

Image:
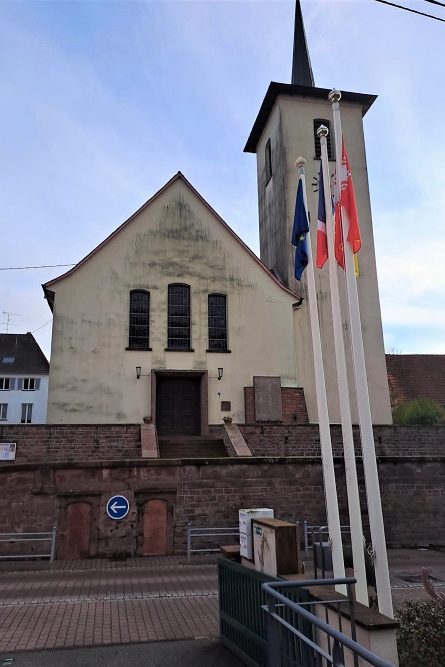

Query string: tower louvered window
167 284 191 350
128 290 150 349
265 138 272 183
208 294 228 351
314 119 333 159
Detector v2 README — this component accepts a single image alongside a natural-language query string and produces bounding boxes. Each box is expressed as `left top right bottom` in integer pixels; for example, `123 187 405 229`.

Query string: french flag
316 161 328 269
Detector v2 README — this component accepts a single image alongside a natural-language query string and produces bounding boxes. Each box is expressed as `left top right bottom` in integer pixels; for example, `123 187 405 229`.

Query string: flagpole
317 126 369 607
328 90 394 618
295 157 345 592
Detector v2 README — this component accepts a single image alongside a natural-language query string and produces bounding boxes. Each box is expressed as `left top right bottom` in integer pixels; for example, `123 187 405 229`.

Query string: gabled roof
244 82 377 154
42 171 301 310
0 333 49 374
386 354 445 409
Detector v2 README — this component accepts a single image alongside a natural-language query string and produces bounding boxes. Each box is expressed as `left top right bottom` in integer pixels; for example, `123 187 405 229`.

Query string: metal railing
262 578 396 667
186 522 239 563
298 521 351 561
0 526 57 564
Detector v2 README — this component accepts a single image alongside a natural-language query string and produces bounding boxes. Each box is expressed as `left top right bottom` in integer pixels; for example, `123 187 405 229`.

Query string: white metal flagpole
328 89 394 618
317 126 369 607
295 157 345 592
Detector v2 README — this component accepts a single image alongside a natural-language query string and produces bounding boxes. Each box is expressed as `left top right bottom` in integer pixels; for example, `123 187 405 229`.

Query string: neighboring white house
0 333 49 424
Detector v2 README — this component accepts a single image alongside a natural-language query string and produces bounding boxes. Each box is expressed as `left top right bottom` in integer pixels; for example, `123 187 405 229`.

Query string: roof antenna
1 311 21 333
291 0 315 87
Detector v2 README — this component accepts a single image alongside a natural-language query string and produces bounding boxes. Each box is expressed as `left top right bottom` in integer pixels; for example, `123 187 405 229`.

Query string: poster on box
0 443 16 461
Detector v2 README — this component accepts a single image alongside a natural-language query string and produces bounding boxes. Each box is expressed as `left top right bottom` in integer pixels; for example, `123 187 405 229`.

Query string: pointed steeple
291 0 314 86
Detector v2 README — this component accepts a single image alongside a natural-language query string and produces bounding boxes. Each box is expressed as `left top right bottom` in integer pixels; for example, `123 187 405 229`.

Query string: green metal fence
218 558 312 667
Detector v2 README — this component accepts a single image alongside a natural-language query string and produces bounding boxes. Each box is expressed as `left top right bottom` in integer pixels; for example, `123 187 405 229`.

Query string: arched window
313 119 333 159
167 284 191 350
128 290 150 349
208 294 228 351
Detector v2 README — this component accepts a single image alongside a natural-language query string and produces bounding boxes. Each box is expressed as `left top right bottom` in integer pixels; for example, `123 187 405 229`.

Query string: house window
167 284 191 350
2 356 14 364
0 404 7 420
314 119 333 159
22 378 35 391
21 403 33 424
0 378 10 391
265 138 272 183
208 294 228 351
128 290 150 349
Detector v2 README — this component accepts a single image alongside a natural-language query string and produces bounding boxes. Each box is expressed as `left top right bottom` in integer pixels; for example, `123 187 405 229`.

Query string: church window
265 138 272 183
167 284 191 350
128 290 150 350
314 119 333 159
208 294 228 352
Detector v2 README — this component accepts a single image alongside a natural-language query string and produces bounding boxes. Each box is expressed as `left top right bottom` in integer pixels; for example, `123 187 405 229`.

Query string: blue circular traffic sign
106 495 130 520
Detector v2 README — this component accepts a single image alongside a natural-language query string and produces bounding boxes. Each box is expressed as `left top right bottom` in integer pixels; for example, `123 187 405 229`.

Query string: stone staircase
157 435 228 459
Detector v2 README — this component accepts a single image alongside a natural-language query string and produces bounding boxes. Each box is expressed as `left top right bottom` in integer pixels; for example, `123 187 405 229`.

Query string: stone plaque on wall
253 376 282 422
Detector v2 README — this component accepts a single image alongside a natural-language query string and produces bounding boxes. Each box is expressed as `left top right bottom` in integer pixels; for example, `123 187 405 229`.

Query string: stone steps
158 436 228 459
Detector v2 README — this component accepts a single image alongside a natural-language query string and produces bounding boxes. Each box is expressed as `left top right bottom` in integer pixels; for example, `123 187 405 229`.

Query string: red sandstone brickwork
0 424 141 464
1 423 444 466
238 424 445 458
244 387 309 424
1 457 444 556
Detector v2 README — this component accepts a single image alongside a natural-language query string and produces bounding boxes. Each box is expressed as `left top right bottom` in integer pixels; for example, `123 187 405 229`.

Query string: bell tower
244 1 392 424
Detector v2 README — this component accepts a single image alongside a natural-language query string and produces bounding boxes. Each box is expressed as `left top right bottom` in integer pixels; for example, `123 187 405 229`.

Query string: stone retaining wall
1 456 444 558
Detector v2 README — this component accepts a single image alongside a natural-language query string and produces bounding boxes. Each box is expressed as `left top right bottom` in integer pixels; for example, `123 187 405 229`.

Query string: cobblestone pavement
0 557 219 653
0 550 444 655
387 548 445 610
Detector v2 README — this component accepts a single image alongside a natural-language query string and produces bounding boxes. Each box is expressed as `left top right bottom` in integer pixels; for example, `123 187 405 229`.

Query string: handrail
262 578 396 667
186 522 239 563
0 526 57 564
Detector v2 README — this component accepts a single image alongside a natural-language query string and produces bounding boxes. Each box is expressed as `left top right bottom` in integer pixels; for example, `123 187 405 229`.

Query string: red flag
335 138 361 269
334 200 345 269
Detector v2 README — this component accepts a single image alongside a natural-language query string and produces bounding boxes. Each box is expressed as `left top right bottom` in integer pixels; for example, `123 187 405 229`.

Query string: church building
43 1 392 435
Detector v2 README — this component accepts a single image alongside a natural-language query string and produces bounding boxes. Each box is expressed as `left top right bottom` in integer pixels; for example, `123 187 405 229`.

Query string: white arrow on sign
110 502 127 513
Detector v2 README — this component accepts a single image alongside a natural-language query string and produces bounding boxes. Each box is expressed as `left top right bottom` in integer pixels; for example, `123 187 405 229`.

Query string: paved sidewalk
0 549 444 656
0 639 245 666
0 557 220 653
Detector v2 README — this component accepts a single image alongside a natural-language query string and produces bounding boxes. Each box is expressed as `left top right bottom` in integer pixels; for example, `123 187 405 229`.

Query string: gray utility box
314 541 333 572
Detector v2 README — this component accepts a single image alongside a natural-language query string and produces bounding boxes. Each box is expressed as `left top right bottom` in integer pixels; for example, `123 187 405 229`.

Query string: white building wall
0 374 49 424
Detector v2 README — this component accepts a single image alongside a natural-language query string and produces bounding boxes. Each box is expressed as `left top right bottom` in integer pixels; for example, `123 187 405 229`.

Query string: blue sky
1 0 444 359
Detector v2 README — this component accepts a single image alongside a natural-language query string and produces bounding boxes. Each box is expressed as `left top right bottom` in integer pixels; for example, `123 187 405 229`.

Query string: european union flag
291 179 309 280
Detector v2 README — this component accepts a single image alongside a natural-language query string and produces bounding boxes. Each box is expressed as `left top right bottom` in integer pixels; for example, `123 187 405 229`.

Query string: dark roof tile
0 333 49 374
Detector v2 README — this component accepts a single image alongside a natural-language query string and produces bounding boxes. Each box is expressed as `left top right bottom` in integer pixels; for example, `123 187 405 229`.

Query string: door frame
151 370 209 436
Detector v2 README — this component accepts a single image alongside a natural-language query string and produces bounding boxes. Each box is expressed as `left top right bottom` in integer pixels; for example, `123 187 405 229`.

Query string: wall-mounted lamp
136 366 142 379
218 367 223 381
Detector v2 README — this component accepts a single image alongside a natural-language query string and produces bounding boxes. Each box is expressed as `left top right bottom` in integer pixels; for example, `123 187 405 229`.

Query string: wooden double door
156 376 201 436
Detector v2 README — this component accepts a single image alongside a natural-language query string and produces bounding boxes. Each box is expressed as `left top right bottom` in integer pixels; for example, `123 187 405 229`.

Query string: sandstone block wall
1 456 444 558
